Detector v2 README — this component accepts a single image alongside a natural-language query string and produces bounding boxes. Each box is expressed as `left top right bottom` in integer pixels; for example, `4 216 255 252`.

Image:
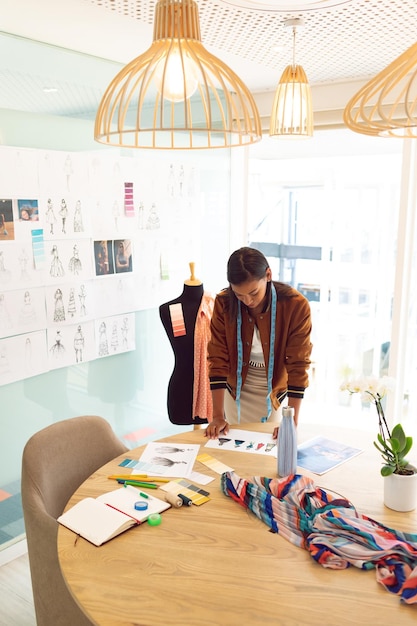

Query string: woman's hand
204 418 229 439
272 426 279 440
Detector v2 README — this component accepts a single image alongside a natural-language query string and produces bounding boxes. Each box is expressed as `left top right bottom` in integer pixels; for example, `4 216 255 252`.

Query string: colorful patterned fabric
221 471 417 604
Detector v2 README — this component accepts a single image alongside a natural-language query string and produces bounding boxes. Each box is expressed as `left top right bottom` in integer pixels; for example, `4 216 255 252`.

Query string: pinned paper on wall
31 229 46 270
124 182 135 217
169 303 186 337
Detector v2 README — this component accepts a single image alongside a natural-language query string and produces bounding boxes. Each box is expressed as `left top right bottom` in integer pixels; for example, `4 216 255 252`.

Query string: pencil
108 475 170 483
117 479 158 489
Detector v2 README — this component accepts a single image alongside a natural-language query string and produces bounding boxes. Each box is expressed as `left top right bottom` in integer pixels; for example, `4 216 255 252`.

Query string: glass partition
247 130 405 432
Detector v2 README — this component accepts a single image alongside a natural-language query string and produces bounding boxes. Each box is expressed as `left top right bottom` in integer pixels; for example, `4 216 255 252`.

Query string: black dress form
159 283 208 425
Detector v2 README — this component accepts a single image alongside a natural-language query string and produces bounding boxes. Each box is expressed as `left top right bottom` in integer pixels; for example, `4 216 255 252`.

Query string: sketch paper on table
296 436 363 475
132 442 200 478
204 429 277 455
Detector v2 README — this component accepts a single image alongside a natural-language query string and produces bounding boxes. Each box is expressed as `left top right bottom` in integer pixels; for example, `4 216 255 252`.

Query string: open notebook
57 487 171 546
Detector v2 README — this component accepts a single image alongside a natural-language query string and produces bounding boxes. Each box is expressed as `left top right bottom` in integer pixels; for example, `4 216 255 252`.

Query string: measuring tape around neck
236 284 277 423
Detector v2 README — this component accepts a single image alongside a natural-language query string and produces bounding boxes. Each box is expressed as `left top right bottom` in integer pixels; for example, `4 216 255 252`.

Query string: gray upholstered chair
21 415 128 626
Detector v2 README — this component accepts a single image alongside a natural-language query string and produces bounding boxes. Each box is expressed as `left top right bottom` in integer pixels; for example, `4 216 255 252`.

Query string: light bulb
278 84 309 133
153 44 199 103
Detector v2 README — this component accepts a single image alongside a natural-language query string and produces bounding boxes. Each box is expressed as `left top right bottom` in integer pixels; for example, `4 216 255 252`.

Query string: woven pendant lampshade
269 19 313 138
343 41 417 138
94 0 262 150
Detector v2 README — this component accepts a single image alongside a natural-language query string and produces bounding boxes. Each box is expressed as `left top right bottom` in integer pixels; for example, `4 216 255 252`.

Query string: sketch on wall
0 144 203 386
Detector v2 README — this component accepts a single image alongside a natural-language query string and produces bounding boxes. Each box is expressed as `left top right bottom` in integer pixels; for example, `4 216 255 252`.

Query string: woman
205 247 312 439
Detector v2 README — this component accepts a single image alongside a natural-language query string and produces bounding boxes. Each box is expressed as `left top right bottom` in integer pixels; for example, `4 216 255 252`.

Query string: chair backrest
21 415 128 626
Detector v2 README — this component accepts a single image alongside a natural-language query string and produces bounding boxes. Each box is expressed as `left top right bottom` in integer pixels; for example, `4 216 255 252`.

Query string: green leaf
388 437 400 453
381 465 394 476
403 437 413 456
392 423 406 446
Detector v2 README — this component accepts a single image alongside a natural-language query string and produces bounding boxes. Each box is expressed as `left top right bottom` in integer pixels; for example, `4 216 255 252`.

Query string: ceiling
0 0 416 129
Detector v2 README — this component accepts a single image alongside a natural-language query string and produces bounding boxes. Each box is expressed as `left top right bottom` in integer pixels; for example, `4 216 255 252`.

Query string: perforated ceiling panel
0 0 416 119
87 0 417 86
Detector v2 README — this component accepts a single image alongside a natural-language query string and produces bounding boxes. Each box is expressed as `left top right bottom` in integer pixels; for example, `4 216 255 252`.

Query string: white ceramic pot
383 468 417 512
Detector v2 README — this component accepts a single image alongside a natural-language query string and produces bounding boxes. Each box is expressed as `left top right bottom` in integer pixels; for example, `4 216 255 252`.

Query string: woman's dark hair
224 246 295 316
227 247 269 285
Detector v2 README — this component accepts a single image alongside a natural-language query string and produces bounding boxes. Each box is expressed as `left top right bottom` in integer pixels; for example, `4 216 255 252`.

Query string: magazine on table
296 436 363 475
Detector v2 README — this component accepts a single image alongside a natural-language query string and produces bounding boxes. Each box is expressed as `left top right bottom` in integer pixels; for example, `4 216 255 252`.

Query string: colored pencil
108 475 170 483
116 479 158 489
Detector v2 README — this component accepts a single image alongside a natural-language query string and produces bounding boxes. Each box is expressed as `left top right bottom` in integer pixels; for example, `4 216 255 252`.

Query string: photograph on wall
0 199 15 241
114 239 133 273
17 199 39 222
94 240 114 276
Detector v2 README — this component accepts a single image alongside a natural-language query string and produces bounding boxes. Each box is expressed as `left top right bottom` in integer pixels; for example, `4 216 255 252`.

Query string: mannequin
159 263 210 426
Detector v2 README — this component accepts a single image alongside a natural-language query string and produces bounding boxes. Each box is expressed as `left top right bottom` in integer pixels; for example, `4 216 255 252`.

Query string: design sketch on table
68 244 82 276
205 429 278 456
133 442 200 478
50 245 65 278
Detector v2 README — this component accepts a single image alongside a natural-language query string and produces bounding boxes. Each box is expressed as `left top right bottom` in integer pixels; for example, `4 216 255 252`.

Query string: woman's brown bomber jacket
207 282 313 410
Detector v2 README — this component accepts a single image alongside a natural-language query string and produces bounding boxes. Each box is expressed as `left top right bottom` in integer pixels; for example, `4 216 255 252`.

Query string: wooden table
58 423 417 625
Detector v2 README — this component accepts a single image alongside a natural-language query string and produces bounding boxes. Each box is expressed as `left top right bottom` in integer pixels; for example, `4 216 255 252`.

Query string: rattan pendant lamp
94 0 262 150
343 40 417 138
269 18 313 138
